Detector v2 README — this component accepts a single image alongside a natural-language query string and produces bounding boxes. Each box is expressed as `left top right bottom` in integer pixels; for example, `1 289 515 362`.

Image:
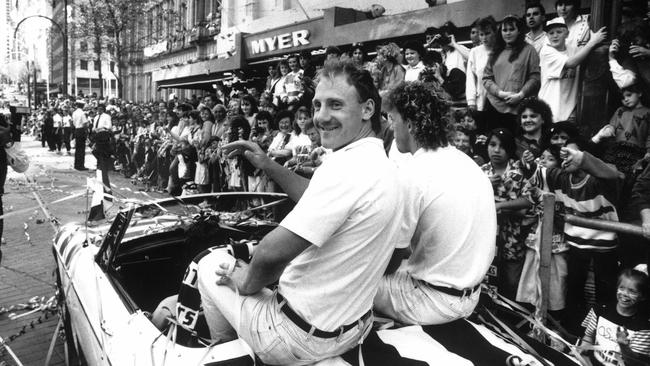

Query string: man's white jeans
374 270 479 325
197 251 372 365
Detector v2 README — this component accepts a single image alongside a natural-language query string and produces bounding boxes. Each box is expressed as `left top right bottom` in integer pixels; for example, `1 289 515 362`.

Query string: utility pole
63 0 69 96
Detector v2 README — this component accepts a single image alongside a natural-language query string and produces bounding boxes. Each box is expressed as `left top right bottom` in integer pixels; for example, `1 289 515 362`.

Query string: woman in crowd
272 60 290 108
350 43 372 71
515 97 553 162
466 16 497 133
240 94 258 127
483 15 541 133
377 42 406 97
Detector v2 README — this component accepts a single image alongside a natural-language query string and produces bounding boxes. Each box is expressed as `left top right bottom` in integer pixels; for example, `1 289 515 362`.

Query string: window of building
80 60 88 70
94 61 100 71
80 41 88 52
110 62 115 72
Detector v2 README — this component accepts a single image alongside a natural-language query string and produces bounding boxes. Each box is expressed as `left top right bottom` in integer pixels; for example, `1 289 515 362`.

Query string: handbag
6 142 29 173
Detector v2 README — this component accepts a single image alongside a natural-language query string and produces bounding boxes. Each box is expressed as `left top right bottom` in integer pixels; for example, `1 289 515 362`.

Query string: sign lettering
249 30 311 55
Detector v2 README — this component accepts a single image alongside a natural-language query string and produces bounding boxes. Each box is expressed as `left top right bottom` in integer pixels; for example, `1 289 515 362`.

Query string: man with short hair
195 60 403 364
525 2 548 53
72 101 89 170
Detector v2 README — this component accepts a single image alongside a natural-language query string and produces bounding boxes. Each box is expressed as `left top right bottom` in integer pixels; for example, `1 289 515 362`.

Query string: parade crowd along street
10 1 650 364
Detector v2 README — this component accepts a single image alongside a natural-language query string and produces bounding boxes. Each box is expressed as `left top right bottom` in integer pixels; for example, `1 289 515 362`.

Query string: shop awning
156 74 233 90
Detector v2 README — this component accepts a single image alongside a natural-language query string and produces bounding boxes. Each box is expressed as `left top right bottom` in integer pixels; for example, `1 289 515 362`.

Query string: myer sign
250 30 310 55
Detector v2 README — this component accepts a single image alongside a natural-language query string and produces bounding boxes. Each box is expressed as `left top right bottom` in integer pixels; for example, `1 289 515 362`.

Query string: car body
53 192 292 365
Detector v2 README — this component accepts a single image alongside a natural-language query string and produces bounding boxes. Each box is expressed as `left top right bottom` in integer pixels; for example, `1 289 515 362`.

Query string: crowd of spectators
18 0 650 363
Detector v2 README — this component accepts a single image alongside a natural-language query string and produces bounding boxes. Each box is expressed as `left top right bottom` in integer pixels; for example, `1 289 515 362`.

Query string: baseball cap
544 17 568 32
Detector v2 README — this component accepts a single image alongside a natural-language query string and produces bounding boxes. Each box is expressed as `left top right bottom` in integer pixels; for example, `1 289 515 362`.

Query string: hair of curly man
384 81 452 150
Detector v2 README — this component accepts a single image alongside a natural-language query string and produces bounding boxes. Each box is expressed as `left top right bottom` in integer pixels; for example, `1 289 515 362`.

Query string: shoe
75 167 89 171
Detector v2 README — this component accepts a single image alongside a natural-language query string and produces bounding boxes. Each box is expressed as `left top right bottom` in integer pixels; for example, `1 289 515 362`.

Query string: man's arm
223 140 310 202
221 226 311 295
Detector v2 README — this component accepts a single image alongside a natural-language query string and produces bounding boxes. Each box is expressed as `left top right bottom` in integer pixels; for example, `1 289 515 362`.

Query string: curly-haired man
376 81 497 324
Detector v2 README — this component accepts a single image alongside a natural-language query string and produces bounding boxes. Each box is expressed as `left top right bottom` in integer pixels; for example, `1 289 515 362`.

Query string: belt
276 293 371 339
427 283 482 298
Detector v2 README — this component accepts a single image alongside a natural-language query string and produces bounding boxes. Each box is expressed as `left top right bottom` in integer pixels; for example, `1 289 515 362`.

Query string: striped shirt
545 167 620 251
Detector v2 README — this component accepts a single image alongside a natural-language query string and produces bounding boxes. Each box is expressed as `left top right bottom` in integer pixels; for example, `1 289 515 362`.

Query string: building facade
49 0 119 98
125 0 567 102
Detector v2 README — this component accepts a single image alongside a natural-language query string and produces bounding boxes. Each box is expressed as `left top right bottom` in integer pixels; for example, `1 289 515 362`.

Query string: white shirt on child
538 44 579 122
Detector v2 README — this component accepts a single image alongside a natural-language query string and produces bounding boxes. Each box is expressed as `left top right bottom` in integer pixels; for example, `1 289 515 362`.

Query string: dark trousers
63 127 72 152
565 247 618 333
167 156 182 196
94 146 113 202
74 129 87 169
55 129 63 151
484 101 518 135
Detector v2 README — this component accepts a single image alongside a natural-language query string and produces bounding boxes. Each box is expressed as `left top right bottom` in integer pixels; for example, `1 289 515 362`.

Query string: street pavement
0 136 165 365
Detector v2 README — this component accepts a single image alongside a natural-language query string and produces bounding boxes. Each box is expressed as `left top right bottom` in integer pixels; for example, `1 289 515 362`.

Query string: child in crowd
592 84 650 171
581 266 650 366
454 109 488 163
518 144 569 316
538 18 606 122
541 141 624 335
481 128 534 300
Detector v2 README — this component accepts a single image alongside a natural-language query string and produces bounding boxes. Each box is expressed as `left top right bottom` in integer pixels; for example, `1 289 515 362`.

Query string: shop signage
249 30 310 55
144 41 168 58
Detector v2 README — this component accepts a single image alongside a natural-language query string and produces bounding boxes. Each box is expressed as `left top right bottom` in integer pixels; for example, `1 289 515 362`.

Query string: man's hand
561 146 584 170
222 140 272 170
630 45 650 59
216 259 254 295
643 222 650 240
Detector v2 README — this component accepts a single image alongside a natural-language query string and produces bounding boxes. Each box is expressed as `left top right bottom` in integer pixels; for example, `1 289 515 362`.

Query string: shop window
80 60 88 70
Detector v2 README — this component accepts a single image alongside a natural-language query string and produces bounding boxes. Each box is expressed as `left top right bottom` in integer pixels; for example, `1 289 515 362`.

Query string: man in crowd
376 81 496 324
72 101 89 170
92 103 113 201
195 59 403 364
525 2 548 53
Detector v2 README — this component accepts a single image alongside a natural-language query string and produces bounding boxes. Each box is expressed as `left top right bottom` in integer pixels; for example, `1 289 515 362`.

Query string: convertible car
53 192 580 366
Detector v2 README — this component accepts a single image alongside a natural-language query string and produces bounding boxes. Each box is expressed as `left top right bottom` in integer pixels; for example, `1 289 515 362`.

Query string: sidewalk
0 137 165 365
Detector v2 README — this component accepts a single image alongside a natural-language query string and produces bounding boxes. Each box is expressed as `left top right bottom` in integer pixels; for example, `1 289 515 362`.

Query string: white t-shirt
93 113 112 130
465 44 490 111
53 114 63 128
538 44 579 122
404 61 425 82
63 115 73 128
279 138 403 331
396 147 496 289
285 132 311 157
72 108 88 129
444 49 466 75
